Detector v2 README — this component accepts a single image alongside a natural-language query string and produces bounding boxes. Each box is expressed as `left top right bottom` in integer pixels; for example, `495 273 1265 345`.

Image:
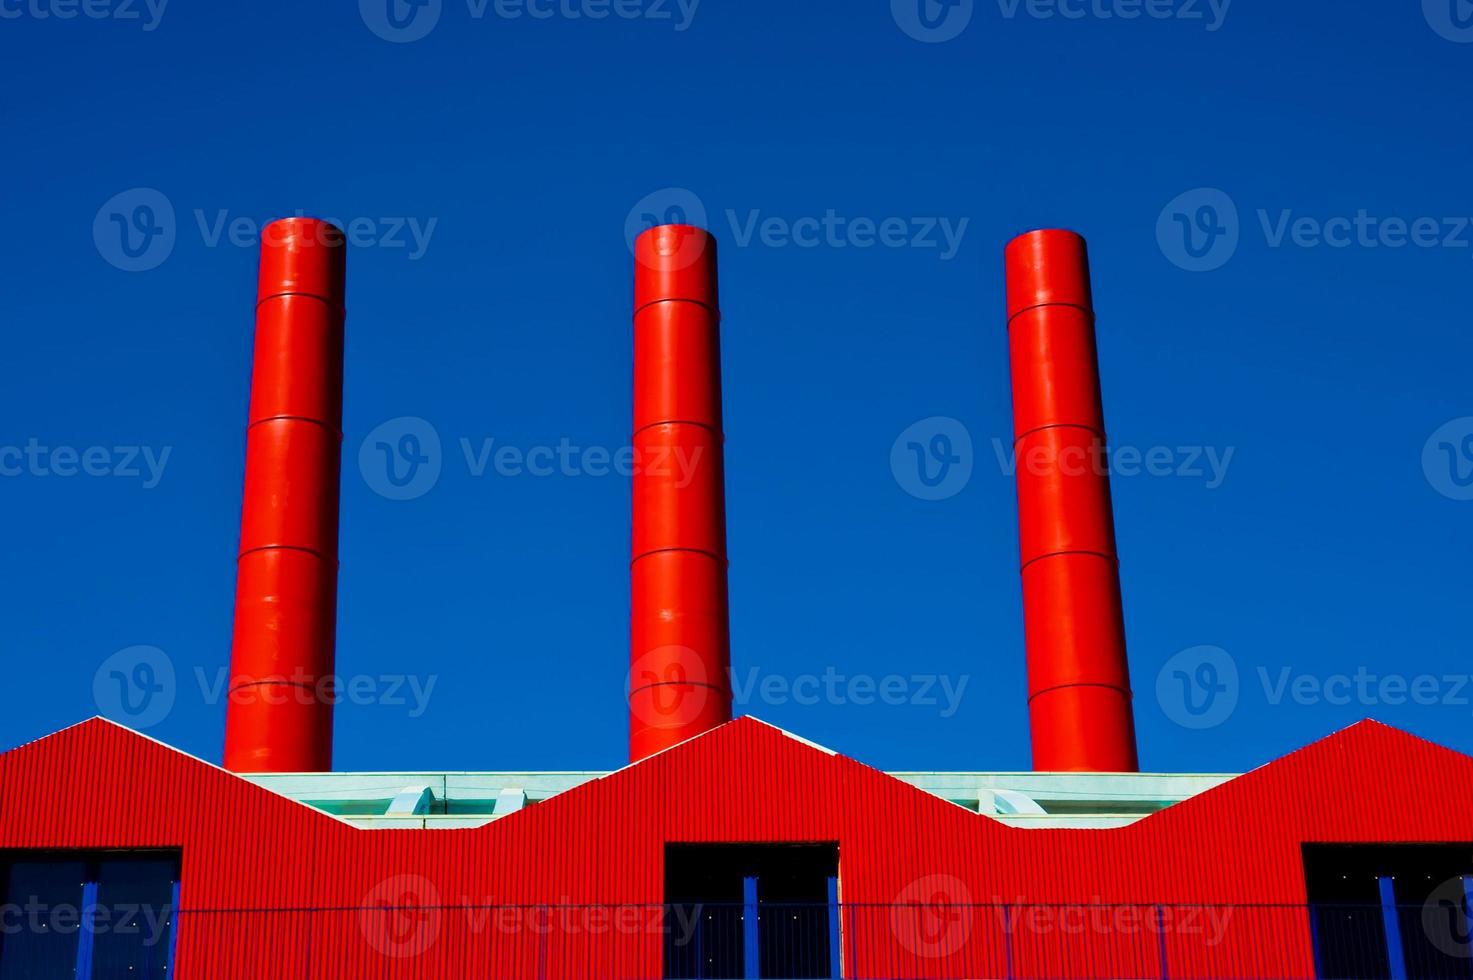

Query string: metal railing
5 900 1471 978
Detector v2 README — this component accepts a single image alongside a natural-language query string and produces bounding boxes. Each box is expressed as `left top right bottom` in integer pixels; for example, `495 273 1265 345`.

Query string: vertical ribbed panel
2 717 1471 977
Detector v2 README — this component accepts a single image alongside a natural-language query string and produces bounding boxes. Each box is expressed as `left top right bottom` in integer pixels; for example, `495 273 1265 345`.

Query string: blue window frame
0 851 181 980
665 843 840 979
0 858 88 980
1303 843 1473 980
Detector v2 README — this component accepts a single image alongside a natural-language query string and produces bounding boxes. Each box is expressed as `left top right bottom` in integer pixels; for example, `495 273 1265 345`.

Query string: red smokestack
628 224 733 762
1004 229 1139 773
224 218 346 773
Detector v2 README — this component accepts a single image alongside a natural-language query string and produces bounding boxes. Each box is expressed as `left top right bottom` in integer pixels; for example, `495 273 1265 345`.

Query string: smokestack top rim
634 222 713 247
1005 228 1093 321
257 216 347 305
634 223 718 311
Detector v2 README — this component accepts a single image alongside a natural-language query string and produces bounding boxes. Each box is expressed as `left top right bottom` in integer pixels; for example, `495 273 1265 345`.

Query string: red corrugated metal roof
1 716 1468 977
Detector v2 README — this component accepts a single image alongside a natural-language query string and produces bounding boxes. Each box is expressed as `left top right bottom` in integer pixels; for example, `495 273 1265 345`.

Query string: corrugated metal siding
2 716 1470 977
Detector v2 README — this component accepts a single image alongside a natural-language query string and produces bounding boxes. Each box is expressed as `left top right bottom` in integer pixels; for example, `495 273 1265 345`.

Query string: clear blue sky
2 0 1470 775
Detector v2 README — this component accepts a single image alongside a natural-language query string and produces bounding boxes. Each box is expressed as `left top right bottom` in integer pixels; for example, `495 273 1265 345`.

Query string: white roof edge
743 716 839 756
35 719 1242 787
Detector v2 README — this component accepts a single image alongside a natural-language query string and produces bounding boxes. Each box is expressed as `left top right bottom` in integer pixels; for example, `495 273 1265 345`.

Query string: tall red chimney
1004 229 1140 773
223 218 346 773
627 224 733 762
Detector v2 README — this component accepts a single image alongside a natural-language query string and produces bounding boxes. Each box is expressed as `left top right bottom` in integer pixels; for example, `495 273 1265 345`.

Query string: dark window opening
1304 843 1473 980
0 850 181 980
665 843 839 980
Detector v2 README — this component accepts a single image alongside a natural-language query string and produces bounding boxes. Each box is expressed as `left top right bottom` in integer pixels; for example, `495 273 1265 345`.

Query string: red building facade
3 715 1472 978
